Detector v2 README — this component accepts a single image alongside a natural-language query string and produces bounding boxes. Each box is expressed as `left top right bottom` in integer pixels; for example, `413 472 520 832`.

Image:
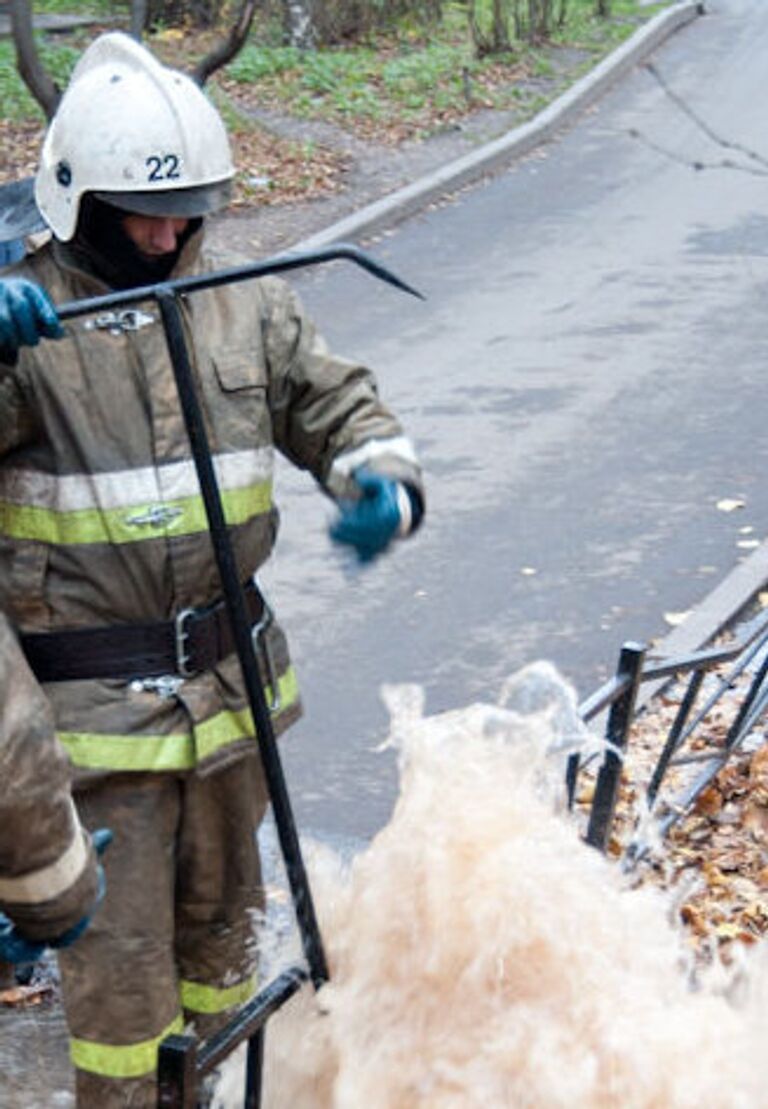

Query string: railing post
586 642 646 851
245 1027 265 1108
157 1033 198 1109
646 667 705 804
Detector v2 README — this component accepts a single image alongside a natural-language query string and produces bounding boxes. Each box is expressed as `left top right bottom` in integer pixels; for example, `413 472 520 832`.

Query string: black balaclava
66 194 201 290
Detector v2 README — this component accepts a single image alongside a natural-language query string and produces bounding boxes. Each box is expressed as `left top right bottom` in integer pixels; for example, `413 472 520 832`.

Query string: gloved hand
0 827 112 965
329 467 404 563
0 915 45 965
0 277 63 361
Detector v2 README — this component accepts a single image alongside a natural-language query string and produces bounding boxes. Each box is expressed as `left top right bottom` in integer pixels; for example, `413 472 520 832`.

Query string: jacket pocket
212 349 267 393
0 538 50 628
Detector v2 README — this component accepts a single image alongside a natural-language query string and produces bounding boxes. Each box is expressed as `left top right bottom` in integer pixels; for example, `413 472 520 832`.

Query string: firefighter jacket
0 229 423 784
0 612 99 940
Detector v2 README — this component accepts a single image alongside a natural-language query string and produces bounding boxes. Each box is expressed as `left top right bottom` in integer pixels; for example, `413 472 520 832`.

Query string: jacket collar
53 220 207 296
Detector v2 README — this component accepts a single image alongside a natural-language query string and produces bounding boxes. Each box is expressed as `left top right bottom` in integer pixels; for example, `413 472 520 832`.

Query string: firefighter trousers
57 754 268 1108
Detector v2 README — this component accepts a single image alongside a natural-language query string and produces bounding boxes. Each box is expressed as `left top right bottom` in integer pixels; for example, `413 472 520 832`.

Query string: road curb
296 0 704 251
653 542 768 658
634 540 768 712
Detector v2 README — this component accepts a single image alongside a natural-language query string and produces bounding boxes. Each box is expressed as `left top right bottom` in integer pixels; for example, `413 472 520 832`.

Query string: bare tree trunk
130 0 148 39
193 0 260 84
9 0 61 120
491 0 508 50
282 0 316 49
512 0 522 38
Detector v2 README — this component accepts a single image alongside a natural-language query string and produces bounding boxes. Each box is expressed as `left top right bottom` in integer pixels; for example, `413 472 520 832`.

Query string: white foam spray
259 662 768 1108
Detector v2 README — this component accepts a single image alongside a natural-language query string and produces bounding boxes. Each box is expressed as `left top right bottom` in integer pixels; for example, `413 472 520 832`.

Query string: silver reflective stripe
327 436 418 497
0 801 88 904
0 447 274 512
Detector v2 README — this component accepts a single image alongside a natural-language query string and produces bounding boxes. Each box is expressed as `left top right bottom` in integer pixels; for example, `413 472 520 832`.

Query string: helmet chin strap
65 194 202 290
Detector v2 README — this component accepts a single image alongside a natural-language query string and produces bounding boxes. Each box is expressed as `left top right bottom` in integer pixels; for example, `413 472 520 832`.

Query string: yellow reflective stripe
60 730 196 772
59 668 299 771
70 1014 184 1079
181 975 256 1015
0 481 271 546
195 706 253 762
195 668 300 761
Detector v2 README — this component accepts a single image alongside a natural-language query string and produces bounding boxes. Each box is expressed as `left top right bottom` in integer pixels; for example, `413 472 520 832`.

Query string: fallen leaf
0 982 53 1007
741 901 768 926
575 782 595 805
664 611 691 627
715 921 753 942
743 804 768 841
680 903 709 936
694 785 723 817
711 846 752 872
703 862 729 887
749 746 768 789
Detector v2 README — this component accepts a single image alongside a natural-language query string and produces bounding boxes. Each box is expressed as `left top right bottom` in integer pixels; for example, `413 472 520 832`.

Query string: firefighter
0 31 424 1108
0 611 109 966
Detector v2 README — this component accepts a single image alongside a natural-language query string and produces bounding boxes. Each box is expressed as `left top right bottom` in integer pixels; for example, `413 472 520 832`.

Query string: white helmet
35 32 235 241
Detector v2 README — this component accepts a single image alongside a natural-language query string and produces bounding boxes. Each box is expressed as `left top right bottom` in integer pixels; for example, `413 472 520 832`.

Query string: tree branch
192 0 259 86
9 0 61 121
130 0 148 40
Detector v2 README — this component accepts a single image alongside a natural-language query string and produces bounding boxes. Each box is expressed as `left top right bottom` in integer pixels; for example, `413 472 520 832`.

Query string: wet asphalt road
260 0 768 843
3 4 767 1104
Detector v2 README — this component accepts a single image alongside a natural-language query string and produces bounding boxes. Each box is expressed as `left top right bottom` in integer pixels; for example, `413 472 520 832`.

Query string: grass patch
0 37 80 121
0 0 666 132
220 0 661 137
32 0 120 10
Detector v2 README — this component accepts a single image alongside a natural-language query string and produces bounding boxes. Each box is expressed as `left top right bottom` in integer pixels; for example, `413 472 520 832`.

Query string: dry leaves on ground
575 634 768 961
0 121 45 185
0 116 346 209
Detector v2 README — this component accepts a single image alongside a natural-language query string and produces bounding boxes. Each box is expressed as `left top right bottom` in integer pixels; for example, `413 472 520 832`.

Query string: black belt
20 581 266 683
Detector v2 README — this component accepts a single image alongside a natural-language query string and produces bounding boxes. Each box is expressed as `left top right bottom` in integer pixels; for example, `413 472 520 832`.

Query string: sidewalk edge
296 0 704 251
637 541 768 712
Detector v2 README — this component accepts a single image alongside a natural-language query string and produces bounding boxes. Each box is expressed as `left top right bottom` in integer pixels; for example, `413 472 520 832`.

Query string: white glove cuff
395 483 413 537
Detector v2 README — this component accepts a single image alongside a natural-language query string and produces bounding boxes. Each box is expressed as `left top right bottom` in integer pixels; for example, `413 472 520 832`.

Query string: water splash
261 662 768 1108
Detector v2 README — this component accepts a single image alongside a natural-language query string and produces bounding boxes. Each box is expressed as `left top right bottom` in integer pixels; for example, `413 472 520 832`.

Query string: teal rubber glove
0 827 112 964
330 467 403 563
0 277 63 360
0 916 45 965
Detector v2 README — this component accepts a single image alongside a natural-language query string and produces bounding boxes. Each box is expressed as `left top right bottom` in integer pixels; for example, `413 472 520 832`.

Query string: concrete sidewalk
0 12 117 36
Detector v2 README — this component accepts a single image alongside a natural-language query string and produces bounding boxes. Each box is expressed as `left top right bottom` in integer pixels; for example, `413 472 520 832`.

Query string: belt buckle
174 607 197 678
250 590 281 715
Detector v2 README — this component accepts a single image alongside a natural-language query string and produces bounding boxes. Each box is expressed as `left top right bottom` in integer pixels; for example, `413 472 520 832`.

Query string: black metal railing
569 604 768 857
